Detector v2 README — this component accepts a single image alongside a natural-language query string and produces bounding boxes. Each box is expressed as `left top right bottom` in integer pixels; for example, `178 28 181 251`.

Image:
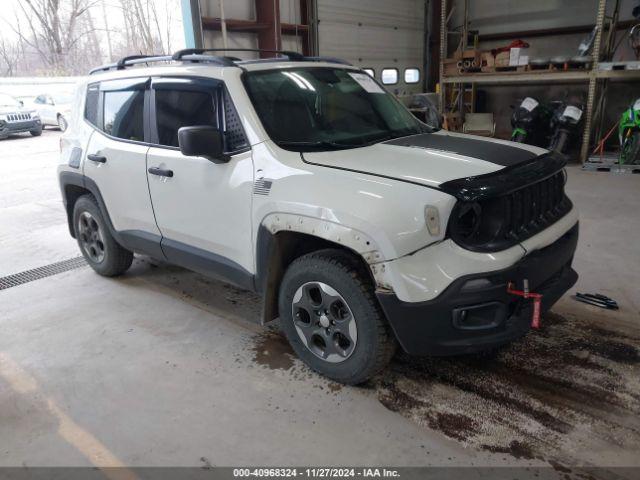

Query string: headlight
424 205 441 236
450 202 482 243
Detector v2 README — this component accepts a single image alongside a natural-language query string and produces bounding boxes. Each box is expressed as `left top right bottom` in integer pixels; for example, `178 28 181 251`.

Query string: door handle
87 154 106 163
148 166 174 178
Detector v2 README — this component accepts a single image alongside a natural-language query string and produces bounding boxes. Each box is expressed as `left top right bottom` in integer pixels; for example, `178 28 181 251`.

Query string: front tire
30 126 42 136
278 249 396 384
73 195 133 276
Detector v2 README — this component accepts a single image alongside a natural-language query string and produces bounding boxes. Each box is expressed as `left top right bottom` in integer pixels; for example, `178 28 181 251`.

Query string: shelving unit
438 0 637 163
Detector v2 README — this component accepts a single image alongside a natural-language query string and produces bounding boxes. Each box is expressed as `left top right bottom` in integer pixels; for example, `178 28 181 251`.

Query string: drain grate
0 256 87 291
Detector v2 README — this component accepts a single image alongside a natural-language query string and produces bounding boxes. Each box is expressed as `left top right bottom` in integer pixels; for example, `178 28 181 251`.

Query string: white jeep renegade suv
58 49 579 384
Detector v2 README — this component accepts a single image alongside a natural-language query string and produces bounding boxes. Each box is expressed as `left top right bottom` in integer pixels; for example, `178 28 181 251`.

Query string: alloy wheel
291 282 357 363
78 211 105 263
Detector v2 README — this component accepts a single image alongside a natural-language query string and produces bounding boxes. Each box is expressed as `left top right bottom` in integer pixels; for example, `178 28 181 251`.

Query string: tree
118 0 172 55
11 0 98 74
0 37 23 76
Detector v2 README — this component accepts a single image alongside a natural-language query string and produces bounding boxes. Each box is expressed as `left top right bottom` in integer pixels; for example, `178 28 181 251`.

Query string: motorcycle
548 100 584 155
619 98 640 165
510 97 551 147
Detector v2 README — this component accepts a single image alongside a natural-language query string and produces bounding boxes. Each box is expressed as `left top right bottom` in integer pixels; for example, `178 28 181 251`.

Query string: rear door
145 77 254 288
83 78 161 239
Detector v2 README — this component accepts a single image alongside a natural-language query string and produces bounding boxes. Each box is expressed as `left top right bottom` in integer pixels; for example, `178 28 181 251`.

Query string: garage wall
199 0 426 94
317 0 425 94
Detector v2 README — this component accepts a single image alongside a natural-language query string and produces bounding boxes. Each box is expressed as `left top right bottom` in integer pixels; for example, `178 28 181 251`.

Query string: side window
84 83 100 127
103 89 145 141
362 68 375 78
155 89 217 147
381 68 398 85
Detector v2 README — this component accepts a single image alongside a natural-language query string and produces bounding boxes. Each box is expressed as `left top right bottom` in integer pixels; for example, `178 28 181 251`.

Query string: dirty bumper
377 223 579 356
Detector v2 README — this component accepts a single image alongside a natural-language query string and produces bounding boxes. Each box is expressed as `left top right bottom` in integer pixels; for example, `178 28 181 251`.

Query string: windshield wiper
276 140 364 150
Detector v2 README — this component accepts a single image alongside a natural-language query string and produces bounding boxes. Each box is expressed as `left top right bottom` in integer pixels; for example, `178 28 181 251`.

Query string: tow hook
507 279 543 329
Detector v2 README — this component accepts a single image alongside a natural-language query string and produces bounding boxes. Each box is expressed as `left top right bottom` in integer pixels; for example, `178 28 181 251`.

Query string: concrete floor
1 131 639 473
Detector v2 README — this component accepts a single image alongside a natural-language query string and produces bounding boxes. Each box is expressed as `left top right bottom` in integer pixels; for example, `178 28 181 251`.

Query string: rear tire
73 195 133 277
278 249 397 384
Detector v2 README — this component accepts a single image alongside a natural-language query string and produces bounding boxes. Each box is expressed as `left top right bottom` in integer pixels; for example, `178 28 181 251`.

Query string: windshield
244 67 431 151
0 93 20 107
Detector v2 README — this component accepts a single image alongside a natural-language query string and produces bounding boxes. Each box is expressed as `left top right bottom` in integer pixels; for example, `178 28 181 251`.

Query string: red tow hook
507 280 543 329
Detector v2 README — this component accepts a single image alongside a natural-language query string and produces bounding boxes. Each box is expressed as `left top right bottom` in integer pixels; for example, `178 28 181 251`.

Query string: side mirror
177 126 227 162
19 100 24 107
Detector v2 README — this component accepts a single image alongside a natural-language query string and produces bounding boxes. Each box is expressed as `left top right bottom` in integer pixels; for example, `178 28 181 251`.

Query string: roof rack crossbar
172 48 305 61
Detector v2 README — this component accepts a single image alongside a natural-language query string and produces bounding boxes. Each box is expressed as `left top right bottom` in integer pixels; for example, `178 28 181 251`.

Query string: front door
145 77 254 289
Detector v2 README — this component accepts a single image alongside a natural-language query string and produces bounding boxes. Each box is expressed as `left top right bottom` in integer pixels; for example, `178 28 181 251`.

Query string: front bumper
0 119 41 136
376 223 579 356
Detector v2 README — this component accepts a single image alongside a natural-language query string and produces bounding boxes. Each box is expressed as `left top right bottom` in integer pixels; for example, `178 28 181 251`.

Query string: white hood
302 131 548 188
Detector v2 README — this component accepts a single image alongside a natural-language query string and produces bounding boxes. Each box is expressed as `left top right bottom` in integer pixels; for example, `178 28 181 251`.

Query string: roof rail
301 56 352 66
171 48 305 61
89 55 173 75
89 49 352 75
89 53 235 75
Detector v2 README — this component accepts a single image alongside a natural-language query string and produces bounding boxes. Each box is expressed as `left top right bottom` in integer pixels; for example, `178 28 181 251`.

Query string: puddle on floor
250 330 296 371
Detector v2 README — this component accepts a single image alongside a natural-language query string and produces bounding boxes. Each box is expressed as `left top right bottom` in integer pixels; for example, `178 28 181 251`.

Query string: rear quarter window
84 83 100 127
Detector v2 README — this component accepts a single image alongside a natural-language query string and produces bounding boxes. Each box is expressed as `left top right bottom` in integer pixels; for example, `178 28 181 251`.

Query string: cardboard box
495 51 510 67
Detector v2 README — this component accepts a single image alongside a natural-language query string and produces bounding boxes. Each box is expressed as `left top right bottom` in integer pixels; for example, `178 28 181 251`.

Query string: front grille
449 170 572 252
501 170 570 242
7 113 31 122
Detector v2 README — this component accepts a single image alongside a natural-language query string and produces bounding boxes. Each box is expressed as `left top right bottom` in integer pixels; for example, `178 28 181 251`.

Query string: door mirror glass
178 126 226 162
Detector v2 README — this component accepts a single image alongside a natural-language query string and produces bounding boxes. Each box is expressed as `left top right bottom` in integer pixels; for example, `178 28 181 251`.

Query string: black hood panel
385 133 538 167
440 151 568 202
